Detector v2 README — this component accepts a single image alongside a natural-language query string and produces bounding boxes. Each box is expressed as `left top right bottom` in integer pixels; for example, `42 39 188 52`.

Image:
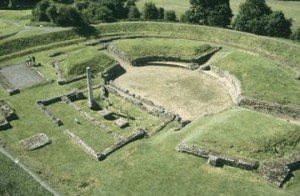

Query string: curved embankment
1 22 299 70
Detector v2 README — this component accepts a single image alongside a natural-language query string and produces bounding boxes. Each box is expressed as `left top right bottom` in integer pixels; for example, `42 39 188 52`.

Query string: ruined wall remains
98 128 146 160
64 129 98 159
239 97 300 120
176 143 259 171
102 63 126 82
259 152 300 187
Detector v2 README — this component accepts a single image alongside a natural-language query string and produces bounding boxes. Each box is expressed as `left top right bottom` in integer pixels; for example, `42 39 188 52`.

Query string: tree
265 11 292 38
143 2 159 20
233 0 292 38
83 3 115 23
187 0 233 27
31 0 51 22
291 27 300 41
158 7 164 20
127 5 140 20
164 10 177 22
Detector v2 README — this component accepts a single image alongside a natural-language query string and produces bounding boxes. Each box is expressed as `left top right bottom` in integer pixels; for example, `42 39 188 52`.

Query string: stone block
20 133 51 151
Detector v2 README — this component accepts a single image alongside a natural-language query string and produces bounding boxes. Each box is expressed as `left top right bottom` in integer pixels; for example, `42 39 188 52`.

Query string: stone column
86 67 94 109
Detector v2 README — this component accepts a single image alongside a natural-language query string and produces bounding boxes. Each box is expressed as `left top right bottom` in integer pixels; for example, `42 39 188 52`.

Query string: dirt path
0 146 60 196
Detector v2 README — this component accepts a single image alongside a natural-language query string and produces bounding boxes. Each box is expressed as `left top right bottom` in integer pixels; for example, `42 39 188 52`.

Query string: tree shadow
73 24 100 39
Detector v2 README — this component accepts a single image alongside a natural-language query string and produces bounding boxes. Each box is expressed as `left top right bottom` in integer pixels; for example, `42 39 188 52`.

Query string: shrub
164 10 177 22
143 2 159 20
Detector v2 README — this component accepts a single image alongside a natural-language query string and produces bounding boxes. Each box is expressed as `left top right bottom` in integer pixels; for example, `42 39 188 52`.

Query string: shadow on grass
73 25 100 39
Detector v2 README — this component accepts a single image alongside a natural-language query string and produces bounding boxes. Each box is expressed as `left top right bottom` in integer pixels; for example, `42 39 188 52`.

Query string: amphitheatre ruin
0 17 300 195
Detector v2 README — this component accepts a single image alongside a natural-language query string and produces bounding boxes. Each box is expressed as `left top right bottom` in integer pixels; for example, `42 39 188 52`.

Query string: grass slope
213 50 300 106
0 153 51 195
112 38 215 59
182 108 300 160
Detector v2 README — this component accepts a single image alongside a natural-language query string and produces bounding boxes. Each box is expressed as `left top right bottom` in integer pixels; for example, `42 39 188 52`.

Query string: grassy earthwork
0 8 300 195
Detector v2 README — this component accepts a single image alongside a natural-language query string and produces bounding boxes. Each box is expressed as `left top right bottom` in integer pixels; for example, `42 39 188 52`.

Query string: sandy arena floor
114 65 233 120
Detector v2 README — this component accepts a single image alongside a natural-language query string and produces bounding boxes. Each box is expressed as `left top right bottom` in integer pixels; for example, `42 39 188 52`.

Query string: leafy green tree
233 0 292 38
187 0 233 27
143 2 159 20
291 27 300 41
265 11 292 38
158 7 164 20
164 10 177 22
127 5 140 20
31 0 51 22
83 4 115 23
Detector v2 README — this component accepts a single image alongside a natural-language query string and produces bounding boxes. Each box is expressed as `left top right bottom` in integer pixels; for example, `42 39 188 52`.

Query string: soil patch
114 66 232 120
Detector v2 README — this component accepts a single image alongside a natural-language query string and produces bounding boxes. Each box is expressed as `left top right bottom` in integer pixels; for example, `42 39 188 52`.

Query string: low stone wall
98 128 146 161
176 143 259 171
86 34 171 46
205 66 242 104
259 152 300 187
39 89 84 106
0 72 20 96
239 97 300 120
58 74 86 85
36 101 63 126
64 129 98 159
102 63 126 82
108 44 221 69
106 83 188 128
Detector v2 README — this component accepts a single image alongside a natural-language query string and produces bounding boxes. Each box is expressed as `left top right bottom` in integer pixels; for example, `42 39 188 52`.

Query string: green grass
61 47 115 76
112 38 215 59
0 20 22 40
136 0 300 28
182 108 300 160
0 153 51 195
213 50 300 106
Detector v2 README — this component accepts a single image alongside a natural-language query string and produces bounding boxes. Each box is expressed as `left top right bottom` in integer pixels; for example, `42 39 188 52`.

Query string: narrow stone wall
64 129 98 159
204 66 242 104
176 143 259 171
98 128 146 161
239 97 300 120
105 83 188 128
35 101 63 126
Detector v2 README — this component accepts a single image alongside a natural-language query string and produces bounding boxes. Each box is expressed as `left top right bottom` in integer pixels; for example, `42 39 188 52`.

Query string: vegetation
184 0 233 27
213 50 300 106
182 108 300 160
60 48 115 76
0 8 300 194
0 153 51 195
112 38 216 59
233 0 292 38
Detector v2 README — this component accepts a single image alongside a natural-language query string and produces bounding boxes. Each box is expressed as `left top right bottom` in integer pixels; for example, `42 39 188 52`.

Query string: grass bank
112 38 216 59
181 108 300 161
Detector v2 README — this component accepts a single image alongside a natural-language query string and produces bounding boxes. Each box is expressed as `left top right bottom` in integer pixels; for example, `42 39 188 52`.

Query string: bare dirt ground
114 65 233 121
0 63 45 89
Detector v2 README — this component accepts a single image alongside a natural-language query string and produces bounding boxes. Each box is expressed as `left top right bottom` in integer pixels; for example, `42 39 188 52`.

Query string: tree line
3 0 299 40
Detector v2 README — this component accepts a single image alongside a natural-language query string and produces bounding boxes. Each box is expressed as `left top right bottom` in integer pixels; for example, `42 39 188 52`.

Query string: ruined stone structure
176 143 259 171
259 152 300 187
64 130 98 159
98 128 146 161
0 100 17 130
20 133 51 151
